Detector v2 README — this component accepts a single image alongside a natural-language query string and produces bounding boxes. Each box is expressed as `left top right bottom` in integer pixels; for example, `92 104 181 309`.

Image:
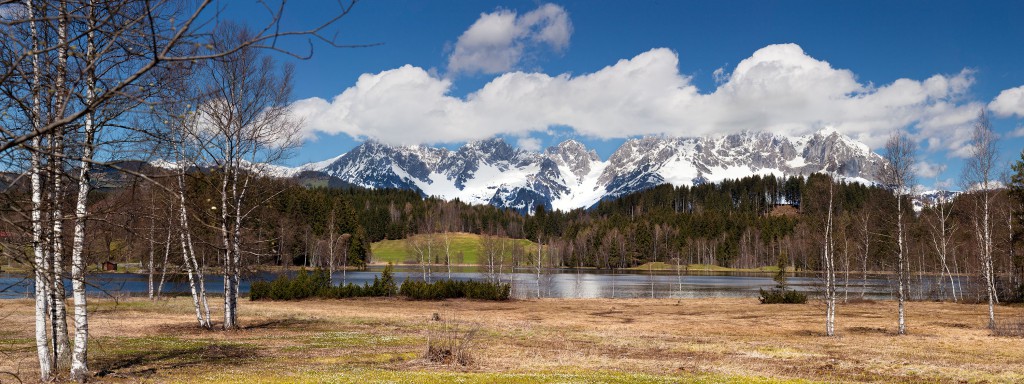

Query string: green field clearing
371 232 540 265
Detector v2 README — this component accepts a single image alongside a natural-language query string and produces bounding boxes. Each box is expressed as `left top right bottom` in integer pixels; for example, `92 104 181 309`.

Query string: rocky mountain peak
545 139 600 180
268 129 886 213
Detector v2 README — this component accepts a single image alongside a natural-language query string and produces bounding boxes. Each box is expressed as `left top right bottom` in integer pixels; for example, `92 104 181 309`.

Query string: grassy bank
2 297 1024 383
371 232 540 265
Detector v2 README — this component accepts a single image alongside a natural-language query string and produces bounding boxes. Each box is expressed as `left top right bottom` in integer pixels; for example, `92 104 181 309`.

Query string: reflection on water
0 265 927 300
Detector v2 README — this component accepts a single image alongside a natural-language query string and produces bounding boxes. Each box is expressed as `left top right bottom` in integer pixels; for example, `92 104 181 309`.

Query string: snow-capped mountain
276 128 887 213
913 189 962 212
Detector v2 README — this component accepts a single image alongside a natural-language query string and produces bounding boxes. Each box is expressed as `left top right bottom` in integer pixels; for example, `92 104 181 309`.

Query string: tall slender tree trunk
148 223 156 299
982 194 997 329
934 199 957 302
824 180 836 337
843 240 850 304
49 0 72 368
897 195 907 335
69 114 94 383
157 229 171 298
232 178 244 323
69 5 96 378
444 232 452 280
536 235 542 299
221 164 236 329
27 0 53 378
862 215 869 300
177 166 210 328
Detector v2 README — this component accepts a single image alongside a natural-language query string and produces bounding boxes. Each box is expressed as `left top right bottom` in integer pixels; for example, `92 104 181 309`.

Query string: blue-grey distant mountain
267 128 887 213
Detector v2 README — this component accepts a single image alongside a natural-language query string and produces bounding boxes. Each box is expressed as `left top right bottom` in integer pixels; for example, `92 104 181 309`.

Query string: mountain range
269 128 887 213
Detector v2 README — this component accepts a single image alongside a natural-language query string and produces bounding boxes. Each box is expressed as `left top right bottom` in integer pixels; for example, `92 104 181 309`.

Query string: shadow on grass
154 316 326 335
243 316 323 330
93 338 258 379
845 326 889 335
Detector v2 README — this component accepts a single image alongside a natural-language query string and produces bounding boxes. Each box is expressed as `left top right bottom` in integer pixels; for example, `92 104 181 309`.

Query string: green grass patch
282 331 417 351
372 232 540 265
0 335 33 347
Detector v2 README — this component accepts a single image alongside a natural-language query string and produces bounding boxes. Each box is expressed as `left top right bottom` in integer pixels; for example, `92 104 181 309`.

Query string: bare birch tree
962 108 999 329
442 230 453 279
877 131 916 335
192 23 301 329
823 177 837 336
926 192 959 301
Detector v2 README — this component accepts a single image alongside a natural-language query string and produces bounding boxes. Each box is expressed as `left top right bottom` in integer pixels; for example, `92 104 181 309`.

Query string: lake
1 265 911 300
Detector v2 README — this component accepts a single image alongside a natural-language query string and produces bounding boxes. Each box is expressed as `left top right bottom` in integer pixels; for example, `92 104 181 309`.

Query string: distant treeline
18 168 1022 302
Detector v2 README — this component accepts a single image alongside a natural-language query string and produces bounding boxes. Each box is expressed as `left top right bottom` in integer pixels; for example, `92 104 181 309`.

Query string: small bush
425 312 477 366
400 279 511 301
758 288 807 304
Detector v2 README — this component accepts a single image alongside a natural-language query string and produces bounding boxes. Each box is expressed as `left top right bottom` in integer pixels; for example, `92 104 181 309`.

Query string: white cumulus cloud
989 85 1024 118
447 3 572 76
516 137 542 152
1009 125 1024 138
913 161 948 179
294 43 981 154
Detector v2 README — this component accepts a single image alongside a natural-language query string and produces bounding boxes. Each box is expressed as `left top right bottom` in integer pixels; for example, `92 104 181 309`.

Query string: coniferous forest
17 165 1022 306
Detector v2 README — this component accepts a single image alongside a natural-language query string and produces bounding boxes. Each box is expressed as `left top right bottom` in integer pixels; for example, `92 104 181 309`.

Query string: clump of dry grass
425 310 478 366
992 316 1024 337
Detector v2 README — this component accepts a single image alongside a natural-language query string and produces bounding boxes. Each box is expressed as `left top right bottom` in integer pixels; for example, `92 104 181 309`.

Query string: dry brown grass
1 297 1023 383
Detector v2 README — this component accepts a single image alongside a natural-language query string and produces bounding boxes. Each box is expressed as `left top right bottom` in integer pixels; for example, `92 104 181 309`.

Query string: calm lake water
0 266 907 300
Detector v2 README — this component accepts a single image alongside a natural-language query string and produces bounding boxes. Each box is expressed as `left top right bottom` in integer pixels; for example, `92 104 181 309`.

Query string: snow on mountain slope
184 128 888 213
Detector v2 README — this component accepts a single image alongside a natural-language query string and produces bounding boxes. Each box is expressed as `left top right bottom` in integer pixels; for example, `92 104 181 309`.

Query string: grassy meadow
370 232 540 265
2 296 1024 383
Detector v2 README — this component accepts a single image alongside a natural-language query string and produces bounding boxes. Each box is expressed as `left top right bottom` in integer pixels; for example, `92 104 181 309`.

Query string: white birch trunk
861 215 869 300
444 232 452 280
982 194 996 328
824 181 836 337
232 179 244 326
148 223 155 300
69 4 96 378
27 0 53 378
897 194 907 335
50 0 71 368
177 169 209 328
221 164 235 329
157 229 171 298
536 235 542 299
68 115 94 382
178 216 205 326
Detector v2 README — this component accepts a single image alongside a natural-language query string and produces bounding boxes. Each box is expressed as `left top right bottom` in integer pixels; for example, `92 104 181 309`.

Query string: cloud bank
446 3 572 76
294 43 984 155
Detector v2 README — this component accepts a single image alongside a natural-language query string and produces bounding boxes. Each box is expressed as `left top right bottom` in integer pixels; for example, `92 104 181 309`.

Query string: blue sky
229 0 1024 189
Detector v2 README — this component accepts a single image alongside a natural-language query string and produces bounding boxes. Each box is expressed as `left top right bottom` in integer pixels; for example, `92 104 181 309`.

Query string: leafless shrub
424 311 478 366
